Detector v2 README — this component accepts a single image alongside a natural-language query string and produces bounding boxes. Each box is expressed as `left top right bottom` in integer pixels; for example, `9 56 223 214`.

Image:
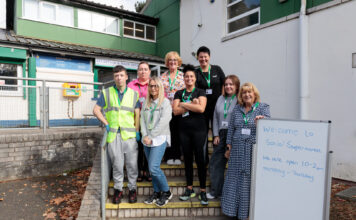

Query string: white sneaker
206 192 215 200
174 159 182 165
167 159 175 165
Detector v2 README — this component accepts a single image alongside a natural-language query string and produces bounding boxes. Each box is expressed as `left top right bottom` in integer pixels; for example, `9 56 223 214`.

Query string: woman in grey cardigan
140 76 172 207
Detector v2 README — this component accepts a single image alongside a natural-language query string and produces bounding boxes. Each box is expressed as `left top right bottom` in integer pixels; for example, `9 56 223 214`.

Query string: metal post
42 80 47 134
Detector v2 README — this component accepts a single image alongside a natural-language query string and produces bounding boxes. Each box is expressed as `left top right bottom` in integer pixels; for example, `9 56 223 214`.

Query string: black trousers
180 120 207 189
164 114 181 160
137 137 148 174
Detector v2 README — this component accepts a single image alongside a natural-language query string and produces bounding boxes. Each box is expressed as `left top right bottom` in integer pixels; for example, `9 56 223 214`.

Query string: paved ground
0 169 355 220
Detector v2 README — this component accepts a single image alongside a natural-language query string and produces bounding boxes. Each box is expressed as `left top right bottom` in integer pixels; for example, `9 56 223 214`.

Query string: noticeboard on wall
35 54 91 72
250 118 332 220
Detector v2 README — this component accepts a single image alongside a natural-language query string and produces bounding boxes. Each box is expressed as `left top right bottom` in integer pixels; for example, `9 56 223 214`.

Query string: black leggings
164 114 181 160
180 122 207 189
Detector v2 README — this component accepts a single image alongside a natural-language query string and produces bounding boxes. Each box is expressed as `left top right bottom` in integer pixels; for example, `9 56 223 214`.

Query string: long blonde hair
145 76 165 108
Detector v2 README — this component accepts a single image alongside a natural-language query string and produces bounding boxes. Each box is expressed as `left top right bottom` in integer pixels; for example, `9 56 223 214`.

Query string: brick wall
0 128 102 181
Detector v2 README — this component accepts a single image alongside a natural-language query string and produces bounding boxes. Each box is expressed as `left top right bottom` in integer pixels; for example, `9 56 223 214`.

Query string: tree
135 1 146 13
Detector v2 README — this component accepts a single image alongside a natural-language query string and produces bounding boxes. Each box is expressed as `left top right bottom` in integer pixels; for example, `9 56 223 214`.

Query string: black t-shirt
174 88 206 122
195 65 225 107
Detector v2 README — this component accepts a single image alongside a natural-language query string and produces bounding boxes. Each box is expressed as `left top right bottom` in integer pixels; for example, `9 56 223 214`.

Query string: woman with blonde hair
160 51 185 165
141 76 173 207
221 82 270 219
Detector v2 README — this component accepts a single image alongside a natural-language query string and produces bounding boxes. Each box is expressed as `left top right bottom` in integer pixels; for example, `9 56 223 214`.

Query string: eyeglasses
149 85 158 89
168 59 178 62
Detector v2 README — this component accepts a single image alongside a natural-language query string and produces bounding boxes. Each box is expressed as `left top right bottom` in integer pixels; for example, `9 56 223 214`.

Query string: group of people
93 46 270 219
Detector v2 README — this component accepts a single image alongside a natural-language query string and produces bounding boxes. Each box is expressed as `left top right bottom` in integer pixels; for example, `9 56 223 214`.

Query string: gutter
299 0 309 119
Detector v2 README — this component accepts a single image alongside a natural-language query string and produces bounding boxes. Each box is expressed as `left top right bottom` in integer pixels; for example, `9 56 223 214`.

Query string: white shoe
167 159 175 165
174 159 182 165
206 192 215 200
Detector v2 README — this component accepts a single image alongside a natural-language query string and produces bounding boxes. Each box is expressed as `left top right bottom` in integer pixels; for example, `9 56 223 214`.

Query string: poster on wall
35 53 91 72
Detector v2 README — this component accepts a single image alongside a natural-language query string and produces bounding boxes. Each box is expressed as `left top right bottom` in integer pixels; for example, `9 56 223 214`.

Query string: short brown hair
165 51 182 67
222 75 240 97
138 61 150 69
238 82 261 105
113 65 127 75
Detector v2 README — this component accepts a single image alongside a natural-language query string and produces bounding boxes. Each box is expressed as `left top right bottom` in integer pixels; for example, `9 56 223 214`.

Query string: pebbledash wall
0 128 102 180
178 0 356 181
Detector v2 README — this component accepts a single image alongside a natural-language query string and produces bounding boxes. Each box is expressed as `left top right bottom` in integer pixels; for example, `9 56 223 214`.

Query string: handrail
100 130 111 220
0 76 104 85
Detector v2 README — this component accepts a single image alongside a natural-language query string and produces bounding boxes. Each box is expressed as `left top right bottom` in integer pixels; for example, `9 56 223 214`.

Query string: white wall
180 0 356 181
0 0 5 29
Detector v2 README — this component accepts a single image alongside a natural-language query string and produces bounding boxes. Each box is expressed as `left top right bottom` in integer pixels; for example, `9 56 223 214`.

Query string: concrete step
109 177 211 196
105 195 222 219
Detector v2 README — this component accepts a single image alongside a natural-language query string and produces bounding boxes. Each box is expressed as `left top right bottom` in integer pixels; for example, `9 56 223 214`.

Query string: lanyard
115 87 127 106
242 102 259 125
224 94 236 119
200 65 211 88
182 88 195 102
168 70 179 91
137 84 143 98
145 102 158 126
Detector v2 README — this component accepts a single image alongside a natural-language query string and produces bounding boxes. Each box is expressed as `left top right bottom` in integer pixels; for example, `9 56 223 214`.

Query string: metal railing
100 130 111 220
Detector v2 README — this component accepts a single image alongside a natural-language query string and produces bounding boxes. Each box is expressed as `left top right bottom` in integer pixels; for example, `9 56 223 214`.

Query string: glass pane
227 0 260 19
0 63 18 91
228 11 259 33
135 23 144 38
124 21 134 36
228 0 239 4
106 17 118 34
58 5 73 26
146 26 155 40
78 10 91 30
0 0 5 28
24 0 39 20
92 13 106 32
41 2 56 23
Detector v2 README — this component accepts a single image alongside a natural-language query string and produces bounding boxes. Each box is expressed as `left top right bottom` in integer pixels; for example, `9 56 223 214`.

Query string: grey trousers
107 133 138 191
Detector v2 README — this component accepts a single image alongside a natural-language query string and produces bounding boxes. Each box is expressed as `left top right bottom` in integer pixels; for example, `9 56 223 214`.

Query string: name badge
139 97 145 103
222 121 228 127
168 92 174 98
206 89 212 95
182 111 189 117
241 128 251 135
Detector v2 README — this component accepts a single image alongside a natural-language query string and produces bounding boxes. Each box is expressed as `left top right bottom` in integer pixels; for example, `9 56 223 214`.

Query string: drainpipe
299 0 309 119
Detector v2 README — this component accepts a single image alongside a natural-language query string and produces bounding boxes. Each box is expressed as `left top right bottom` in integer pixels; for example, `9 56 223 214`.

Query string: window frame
0 60 25 97
123 19 156 42
226 0 261 36
77 9 120 36
22 0 74 27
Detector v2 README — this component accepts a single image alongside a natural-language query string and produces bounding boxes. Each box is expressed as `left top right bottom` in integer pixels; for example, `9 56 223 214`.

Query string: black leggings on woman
180 120 207 189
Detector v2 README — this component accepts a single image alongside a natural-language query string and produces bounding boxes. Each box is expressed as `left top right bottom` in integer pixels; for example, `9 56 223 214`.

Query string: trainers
174 159 182 165
179 188 196 201
155 190 173 207
112 189 123 204
144 191 161 204
167 159 174 165
199 191 209 205
129 189 137 203
206 192 215 200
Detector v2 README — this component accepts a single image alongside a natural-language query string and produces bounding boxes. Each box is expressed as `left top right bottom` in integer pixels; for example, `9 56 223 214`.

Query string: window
124 20 156 42
0 63 23 96
0 0 5 29
78 9 119 35
226 0 260 34
22 0 73 27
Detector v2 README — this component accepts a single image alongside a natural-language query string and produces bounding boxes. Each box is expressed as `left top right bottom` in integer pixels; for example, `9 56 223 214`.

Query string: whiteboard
250 119 331 220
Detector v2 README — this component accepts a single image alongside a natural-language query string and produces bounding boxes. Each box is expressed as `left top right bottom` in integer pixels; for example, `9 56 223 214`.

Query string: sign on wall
36 54 91 72
95 58 139 70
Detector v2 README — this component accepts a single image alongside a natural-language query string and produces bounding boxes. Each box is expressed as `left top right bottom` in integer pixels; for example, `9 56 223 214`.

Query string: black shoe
179 188 196 201
155 190 173 207
199 191 209 205
144 191 161 204
112 189 123 204
129 189 137 203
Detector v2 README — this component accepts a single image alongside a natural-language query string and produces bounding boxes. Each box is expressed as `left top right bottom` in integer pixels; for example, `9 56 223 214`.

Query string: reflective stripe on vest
103 87 138 142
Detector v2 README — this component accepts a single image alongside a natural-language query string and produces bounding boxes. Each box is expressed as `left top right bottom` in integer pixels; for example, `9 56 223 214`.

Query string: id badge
206 89 212 95
241 128 251 135
139 97 145 103
221 121 228 127
168 92 174 99
182 111 189 117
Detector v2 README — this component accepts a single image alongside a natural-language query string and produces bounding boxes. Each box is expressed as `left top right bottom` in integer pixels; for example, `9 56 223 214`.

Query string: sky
87 0 137 12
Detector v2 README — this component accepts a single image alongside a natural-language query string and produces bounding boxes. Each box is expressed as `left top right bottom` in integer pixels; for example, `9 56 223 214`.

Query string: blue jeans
209 129 228 197
144 142 169 192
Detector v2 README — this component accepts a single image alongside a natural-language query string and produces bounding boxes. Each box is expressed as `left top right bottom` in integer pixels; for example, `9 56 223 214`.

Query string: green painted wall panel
28 57 37 126
0 47 27 60
144 0 180 57
16 19 156 55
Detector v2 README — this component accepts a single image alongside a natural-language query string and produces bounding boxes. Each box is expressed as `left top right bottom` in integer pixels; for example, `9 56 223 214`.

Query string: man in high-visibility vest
93 65 140 204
